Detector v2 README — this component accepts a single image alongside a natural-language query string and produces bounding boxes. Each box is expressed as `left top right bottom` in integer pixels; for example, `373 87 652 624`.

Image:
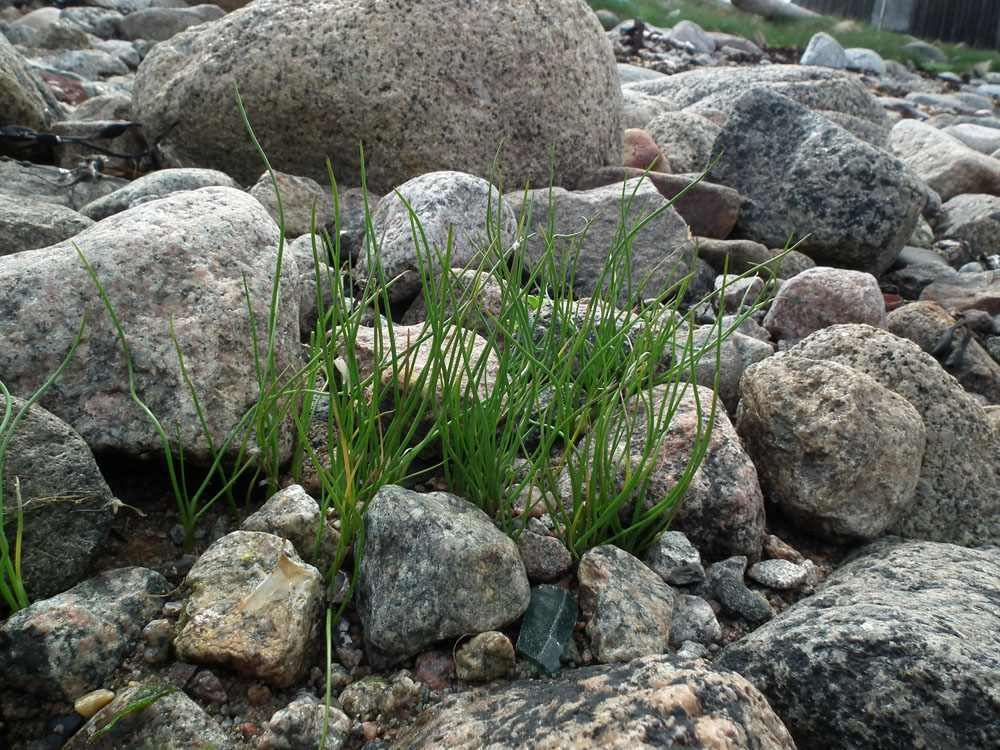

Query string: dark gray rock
717 538 1000 750
919 268 1000 315
512 177 693 307
709 88 924 275
0 158 128 210
59 7 125 39
714 576 774 623
578 544 675 663
78 167 239 220
515 530 573 583
35 48 129 80
174 531 324 688
789 324 1000 546
355 485 530 665
737 355 925 541
63 682 235 750
0 32 62 130
391 653 796 749
668 593 721 648
0 194 93 255
689 327 774 416
1 397 115 600
934 192 1000 257
0 187 300 462
0 567 170 701
132 0 622 192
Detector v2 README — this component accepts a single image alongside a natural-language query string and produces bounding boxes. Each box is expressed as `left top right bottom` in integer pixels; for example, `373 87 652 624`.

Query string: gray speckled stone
392 653 795 750
0 32 62 130
0 567 170 701
359 171 518 307
117 4 224 41
642 530 705 585
747 559 808 590
717 538 1000 750
799 32 848 69
890 119 1000 202
714 576 774 623
643 110 721 173
78 167 239 220
0 187 300 462
355 485 530 665
257 694 351 750
241 484 339 575
1 397 115 600
788 324 1000 546
0 159 128 210
669 594 721 648
737 355 924 541
0 193 93 256
709 88 924 275
132 0 622 192
64 682 236 750
578 545 675 663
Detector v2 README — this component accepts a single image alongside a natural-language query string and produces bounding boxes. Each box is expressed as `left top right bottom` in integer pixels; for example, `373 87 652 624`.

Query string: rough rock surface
763 267 887 344
578 544 675 663
78 167 240 221
933 192 1000 257
359 170 518 306
257 694 351 750
709 88 924 275
737 355 925 541
392 654 796 750
0 397 115 600
132 0 622 192
890 118 1000 202
0 567 170 701
0 187 300 461
0 195 93 255
643 110 721 173
0 158 128 210
717 538 1000 750
355 485 530 665
0 32 61 130
887 301 1000 404
173 531 324 688
513 178 693 306
241 484 339 575
788 324 1000 546
63 682 235 750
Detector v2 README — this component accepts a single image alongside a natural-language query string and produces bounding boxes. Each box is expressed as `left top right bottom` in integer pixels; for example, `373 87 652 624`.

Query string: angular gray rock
392 654 796 750
738 356 925 541
355 485 530 665
512 177 693 307
747 559 808 590
642 110 721 173
0 187 300 462
668 594 721 648
799 32 848 69
641 529 705 585
249 170 337 238
717 538 1000 750
0 158 128 210
0 567 170 701
174 531 324 687
625 65 891 145
63 682 235 750
788 324 1000 546
890 119 1000 202
934 192 1000 257
709 88 924 275
763 267 887 344
257 694 351 750
578 544 675 663
359 171 518 306
1 397 115 600
0 195 93 256
78 167 240 221
132 0 622 192
241 484 339 575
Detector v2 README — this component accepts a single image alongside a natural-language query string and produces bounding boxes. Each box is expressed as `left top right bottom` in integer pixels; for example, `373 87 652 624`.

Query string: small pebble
247 683 271 706
74 689 114 719
748 558 808 589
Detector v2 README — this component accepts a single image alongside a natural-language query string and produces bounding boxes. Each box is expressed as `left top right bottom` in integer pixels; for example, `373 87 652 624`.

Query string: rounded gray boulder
132 0 623 192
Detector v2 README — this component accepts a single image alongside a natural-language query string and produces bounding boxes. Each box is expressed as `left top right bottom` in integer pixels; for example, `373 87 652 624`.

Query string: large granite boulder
717 538 1000 750
708 88 924 275
0 187 300 462
132 0 622 192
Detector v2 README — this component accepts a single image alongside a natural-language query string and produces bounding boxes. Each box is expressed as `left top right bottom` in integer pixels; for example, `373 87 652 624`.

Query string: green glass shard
515 584 578 676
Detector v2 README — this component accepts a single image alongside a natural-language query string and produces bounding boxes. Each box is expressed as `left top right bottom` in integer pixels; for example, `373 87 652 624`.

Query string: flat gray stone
0 193 93 255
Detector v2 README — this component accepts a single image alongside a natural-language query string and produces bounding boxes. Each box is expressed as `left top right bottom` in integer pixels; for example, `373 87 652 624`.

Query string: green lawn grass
590 0 1000 74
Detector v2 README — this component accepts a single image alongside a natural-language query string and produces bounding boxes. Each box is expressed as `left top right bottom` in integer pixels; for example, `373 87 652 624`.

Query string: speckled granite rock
356 485 530 666
788 324 1000 546
173 531 324 688
132 0 622 191
709 88 924 275
737 355 925 541
63 682 235 750
0 195 93 255
578 544 675 663
0 567 170 701
241 484 339 575
717 538 1000 750
257 693 351 750
0 397 115 600
0 187 300 462
78 167 240 220
392 653 796 749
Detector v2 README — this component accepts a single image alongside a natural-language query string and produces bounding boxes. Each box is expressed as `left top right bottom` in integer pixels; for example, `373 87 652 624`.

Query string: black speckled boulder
392 653 796 749
708 87 924 275
717 538 1000 750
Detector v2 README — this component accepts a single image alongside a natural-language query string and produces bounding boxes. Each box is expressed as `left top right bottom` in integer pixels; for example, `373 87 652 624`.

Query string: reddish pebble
414 651 455 691
242 722 260 740
246 683 270 706
362 722 379 741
